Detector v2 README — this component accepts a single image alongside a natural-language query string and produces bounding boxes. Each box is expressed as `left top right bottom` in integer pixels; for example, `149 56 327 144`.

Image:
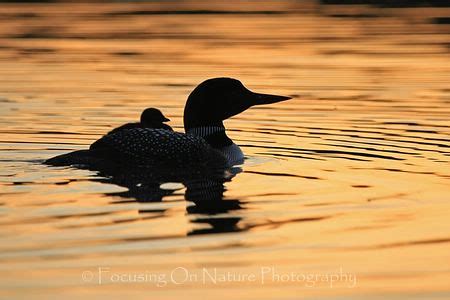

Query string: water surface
0 1 449 299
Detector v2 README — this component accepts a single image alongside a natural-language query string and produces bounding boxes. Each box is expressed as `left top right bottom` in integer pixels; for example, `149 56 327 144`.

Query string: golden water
0 1 449 299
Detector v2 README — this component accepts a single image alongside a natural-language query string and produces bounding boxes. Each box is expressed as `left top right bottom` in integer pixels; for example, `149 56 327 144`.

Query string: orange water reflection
0 1 449 299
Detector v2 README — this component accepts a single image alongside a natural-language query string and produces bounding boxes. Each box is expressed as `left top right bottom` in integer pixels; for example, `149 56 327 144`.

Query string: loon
107 107 172 135
45 78 291 170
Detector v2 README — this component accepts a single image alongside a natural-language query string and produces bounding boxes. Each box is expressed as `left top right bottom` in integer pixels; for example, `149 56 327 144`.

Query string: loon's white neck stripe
186 126 244 166
186 126 225 138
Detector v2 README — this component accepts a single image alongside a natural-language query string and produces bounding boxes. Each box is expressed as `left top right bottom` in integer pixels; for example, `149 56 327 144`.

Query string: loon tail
45 150 108 167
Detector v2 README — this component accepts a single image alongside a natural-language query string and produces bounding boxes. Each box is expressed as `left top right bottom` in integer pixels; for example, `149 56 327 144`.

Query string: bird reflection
90 163 244 236
184 174 243 235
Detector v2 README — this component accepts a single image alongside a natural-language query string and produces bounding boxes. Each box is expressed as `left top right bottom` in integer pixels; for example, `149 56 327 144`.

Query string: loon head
183 78 291 130
140 107 170 127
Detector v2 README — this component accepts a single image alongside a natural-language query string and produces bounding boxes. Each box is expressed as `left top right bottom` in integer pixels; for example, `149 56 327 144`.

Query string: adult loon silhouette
45 78 291 170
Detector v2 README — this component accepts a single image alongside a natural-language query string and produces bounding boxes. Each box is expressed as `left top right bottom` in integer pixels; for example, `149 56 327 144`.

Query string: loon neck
186 126 225 137
186 126 233 148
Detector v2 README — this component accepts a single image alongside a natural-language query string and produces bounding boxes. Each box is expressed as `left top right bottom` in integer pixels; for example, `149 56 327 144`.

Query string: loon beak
163 117 170 122
250 92 291 106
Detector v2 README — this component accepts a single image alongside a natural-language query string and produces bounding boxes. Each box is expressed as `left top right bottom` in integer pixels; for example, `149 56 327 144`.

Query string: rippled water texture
0 1 449 299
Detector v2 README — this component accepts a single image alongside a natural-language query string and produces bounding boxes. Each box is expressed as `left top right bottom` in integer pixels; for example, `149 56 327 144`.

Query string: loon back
89 128 227 168
107 122 173 135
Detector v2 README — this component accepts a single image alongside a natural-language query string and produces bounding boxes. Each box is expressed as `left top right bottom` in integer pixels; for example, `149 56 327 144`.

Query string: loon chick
108 107 172 135
46 78 291 169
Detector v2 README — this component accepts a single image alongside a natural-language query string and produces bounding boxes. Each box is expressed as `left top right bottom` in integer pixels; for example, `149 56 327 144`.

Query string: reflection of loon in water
107 107 172 135
104 166 245 235
45 78 291 169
